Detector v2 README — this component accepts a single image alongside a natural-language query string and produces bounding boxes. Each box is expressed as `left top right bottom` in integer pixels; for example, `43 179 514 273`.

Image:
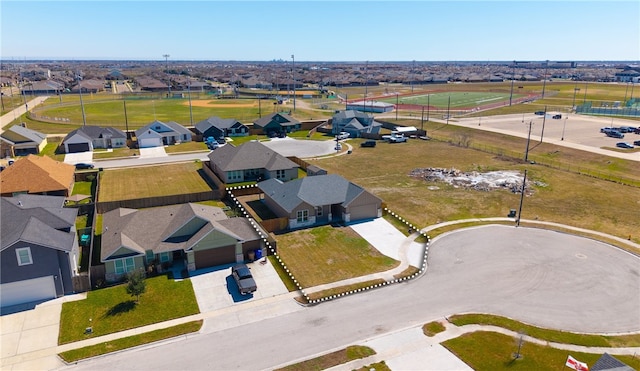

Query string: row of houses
1 140 383 306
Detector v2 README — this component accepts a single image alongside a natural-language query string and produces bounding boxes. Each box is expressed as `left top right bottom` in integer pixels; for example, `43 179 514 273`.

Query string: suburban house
0 124 48 157
253 112 301 136
0 155 75 197
207 141 299 184
331 110 383 138
1 194 79 308
194 116 249 142
100 203 266 282
62 125 127 153
257 174 383 229
135 120 192 148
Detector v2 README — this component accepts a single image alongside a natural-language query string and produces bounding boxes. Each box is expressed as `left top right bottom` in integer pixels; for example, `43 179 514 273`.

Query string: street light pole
509 61 515 106
187 77 194 126
524 120 533 162
77 72 87 127
516 169 527 227
561 115 567 141
396 93 399 120
163 54 171 95
363 61 368 113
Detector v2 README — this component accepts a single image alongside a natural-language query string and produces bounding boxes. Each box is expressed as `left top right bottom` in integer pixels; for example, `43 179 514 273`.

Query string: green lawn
379 91 525 108
58 274 199 344
98 162 214 201
275 225 399 287
448 313 640 348
59 320 202 362
443 331 640 371
72 181 94 196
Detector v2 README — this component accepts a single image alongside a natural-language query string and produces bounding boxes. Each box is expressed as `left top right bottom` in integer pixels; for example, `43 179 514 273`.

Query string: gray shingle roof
135 120 190 137
1 125 47 145
591 353 635 371
1 195 77 252
208 141 299 172
258 174 371 213
101 203 259 261
253 112 300 128
63 125 126 142
195 117 243 133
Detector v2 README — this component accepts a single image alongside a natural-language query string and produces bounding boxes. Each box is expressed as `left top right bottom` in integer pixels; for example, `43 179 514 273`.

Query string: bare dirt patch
410 168 538 194
180 100 255 108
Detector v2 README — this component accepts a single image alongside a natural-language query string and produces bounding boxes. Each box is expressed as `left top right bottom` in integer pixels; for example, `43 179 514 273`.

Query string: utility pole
421 106 425 130
363 61 368 113
516 170 528 227
541 60 549 98
540 105 547 143
123 100 129 138
291 54 296 112
509 61 515 106
427 94 430 122
446 95 450 124
187 77 194 126
411 60 415 93
395 93 399 120
163 54 171 95
524 121 533 162
77 72 87 127
583 81 588 104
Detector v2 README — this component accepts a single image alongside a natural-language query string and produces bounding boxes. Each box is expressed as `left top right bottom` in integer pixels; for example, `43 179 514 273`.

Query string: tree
126 269 146 303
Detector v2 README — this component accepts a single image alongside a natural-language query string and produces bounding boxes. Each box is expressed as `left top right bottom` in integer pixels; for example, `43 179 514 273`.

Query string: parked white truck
382 131 407 143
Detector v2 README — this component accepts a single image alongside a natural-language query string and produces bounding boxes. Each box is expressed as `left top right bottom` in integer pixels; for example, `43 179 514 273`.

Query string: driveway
63 151 93 165
1 294 85 370
138 147 167 158
350 218 424 267
259 137 336 158
189 259 289 313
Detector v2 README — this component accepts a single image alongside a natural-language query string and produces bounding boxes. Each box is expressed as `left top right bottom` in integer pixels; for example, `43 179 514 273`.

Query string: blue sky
2 1 639 61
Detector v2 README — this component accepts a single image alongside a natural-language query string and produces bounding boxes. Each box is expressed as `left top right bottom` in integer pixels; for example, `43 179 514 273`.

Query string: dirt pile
410 167 532 193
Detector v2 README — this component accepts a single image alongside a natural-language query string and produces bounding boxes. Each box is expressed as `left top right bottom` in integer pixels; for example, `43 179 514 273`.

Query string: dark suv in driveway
360 140 376 148
75 163 94 170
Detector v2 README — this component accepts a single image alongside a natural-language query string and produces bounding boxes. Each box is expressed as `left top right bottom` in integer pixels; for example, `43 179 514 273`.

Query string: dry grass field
98 162 213 202
311 132 640 245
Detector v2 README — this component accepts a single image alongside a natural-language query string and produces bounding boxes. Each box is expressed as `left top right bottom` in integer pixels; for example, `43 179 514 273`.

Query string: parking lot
453 112 640 161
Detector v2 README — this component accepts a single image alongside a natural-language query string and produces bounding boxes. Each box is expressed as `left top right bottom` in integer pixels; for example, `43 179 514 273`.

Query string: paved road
62 225 640 370
0 96 49 131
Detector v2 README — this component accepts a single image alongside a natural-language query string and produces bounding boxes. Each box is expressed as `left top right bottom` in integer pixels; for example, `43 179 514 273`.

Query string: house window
316 206 323 217
114 257 136 275
145 250 154 262
160 252 170 263
228 170 242 181
276 170 286 179
297 210 308 223
16 247 33 266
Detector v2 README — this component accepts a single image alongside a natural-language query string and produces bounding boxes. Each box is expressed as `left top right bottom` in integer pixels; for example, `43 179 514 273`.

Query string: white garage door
139 137 162 148
0 276 56 307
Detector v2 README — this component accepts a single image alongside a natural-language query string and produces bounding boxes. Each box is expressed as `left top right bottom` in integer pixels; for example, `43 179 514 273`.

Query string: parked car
633 140 640 146
534 111 545 116
601 127 615 133
337 132 350 140
635 127 640 134
620 126 636 133
616 142 634 149
75 163 95 170
552 114 562 119
231 263 257 295
360 140 377 148
606 131 624 139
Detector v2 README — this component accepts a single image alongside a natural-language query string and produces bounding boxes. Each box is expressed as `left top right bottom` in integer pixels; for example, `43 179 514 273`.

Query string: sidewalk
0 96 49 131
2 219 638 370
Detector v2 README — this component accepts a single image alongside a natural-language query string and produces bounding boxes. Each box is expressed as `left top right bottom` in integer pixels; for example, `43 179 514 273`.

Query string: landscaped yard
58 274 199 344
98 161 214 201
275 225 399 287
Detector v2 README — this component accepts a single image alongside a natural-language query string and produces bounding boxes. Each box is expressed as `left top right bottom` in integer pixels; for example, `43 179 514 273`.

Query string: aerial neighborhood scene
1 1 640 370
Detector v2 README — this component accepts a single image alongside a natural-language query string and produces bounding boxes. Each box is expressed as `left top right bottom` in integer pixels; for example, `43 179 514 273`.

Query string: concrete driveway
138 147 167 158
1 294 85 370
189 259 289 313
63 151 93 165
350 218 424 267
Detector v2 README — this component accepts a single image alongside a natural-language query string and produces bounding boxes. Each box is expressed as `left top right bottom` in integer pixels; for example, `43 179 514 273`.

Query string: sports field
379 91 526 109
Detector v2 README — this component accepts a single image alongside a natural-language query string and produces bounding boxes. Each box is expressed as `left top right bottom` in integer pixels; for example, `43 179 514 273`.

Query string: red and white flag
566 355 589 371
